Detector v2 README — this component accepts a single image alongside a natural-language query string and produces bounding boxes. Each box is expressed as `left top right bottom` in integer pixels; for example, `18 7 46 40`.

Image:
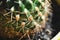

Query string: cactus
0 0 52 40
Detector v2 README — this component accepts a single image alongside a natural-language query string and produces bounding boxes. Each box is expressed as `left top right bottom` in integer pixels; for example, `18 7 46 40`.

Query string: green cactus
0 0 52 40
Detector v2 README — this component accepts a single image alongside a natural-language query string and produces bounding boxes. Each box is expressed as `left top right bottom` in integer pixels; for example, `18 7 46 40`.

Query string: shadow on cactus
0 0 52 40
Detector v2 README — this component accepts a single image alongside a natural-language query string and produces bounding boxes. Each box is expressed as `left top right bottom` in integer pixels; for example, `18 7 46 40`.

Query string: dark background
51 0 60 37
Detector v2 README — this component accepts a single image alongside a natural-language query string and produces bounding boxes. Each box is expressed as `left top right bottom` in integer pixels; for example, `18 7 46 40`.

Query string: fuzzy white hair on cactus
16 14 20 21
18 0 22 4
11 6 14 12
24 8 28 14
35 6 39 11
41 15 45 20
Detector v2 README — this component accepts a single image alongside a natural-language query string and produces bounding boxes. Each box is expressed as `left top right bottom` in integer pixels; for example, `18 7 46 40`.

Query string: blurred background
51 0 60 38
